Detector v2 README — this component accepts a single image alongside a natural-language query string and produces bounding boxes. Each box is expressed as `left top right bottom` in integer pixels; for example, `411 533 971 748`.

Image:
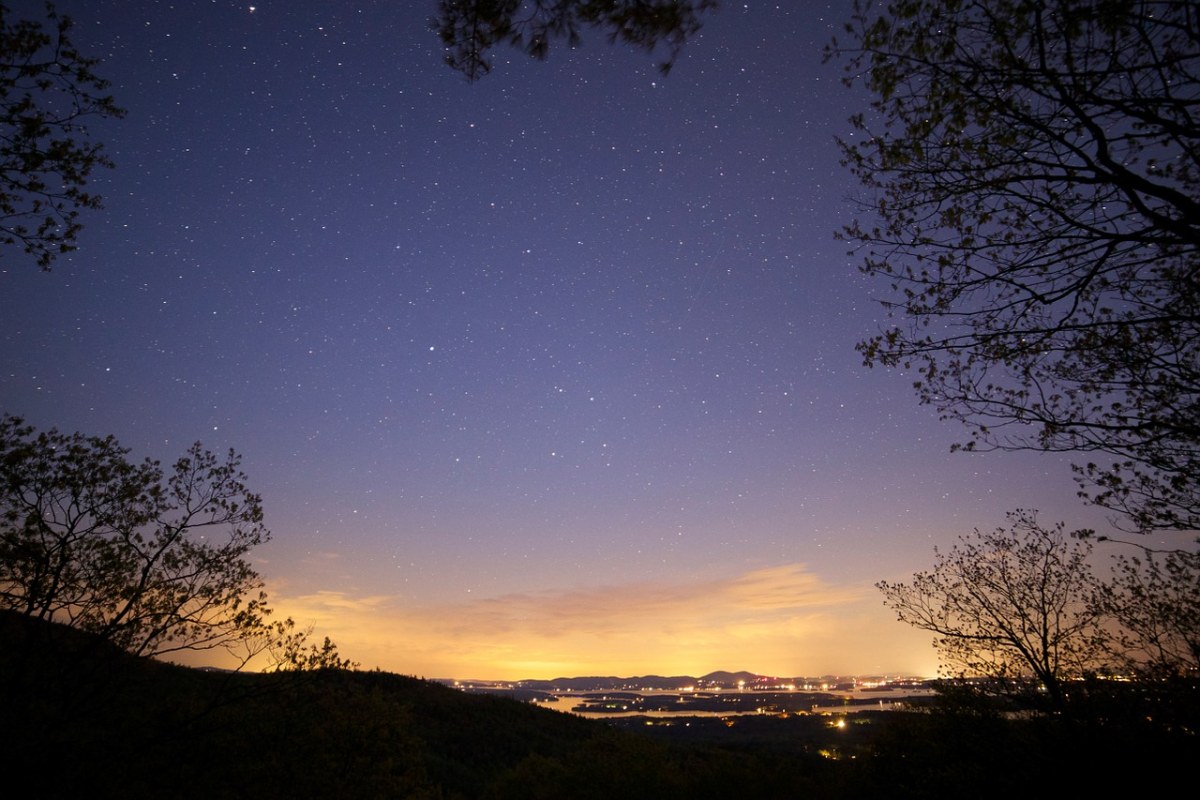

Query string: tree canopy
434 0 716 81
878 510 1106 710
831 0 1200 532
1100 545 1200 677
0 414 349 670
0 1 123 269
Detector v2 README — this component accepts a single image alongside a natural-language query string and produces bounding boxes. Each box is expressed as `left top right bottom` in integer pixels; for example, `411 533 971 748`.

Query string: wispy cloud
263 564 933 679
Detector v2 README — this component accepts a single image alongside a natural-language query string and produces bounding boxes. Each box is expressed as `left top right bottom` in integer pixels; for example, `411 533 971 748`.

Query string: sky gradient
0 1 1129 680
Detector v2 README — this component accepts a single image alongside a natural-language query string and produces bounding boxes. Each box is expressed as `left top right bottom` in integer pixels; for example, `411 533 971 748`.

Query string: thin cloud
260 563 924 679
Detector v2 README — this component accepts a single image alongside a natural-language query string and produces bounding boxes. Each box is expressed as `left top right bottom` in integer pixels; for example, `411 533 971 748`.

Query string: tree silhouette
878 510 1106 711
0 2 123 269
434 0 716 81
0 414 342 669
1100 545 1200 678
831 0 1200 532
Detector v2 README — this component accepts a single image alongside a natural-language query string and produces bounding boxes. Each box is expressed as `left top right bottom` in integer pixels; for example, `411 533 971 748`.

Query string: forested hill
0 611 835 798
3 611 1191 798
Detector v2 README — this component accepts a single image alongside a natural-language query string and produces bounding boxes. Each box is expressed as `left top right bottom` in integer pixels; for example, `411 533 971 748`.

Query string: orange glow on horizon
178 563 939 680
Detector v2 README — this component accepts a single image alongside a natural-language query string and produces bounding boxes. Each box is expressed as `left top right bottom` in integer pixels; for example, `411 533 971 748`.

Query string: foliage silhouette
0 1 123 269
435 0 717 80
0 414 347 669
1099 545 1200 678
877 510 1106 711
830 0 1200 532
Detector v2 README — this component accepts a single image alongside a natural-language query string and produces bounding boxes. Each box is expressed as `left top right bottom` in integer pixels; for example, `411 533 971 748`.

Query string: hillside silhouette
1 611 842 797
3 610 1192 798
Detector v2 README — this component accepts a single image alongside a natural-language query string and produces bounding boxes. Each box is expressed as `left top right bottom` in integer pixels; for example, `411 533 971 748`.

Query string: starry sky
0 1 1126 680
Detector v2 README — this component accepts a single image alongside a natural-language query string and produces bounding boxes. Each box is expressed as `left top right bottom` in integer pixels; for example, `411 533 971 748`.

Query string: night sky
0 1 1124 679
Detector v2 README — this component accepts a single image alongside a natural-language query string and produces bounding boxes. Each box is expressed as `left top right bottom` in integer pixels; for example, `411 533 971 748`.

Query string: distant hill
699 670 763 685
468 670 845 691
512 674 703 691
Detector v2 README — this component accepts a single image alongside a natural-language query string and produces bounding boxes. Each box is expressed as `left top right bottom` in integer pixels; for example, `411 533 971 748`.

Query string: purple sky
0 1 1127 679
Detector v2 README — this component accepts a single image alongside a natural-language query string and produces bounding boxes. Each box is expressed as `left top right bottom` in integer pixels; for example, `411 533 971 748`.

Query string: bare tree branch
830 0 1200 532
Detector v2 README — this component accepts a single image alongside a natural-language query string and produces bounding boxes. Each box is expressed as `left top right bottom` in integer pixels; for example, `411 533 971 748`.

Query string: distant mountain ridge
443 670 933 692
486 671 805 691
